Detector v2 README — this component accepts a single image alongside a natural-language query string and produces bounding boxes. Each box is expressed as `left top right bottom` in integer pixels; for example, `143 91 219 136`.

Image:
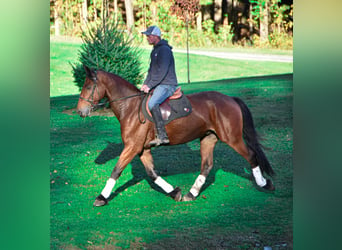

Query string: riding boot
149 105 170 146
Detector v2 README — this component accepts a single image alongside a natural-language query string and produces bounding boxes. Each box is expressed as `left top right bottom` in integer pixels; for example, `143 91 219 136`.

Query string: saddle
142 87 192 125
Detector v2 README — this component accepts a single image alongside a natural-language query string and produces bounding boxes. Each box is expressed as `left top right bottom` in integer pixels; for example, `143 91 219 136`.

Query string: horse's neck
100 72 139 120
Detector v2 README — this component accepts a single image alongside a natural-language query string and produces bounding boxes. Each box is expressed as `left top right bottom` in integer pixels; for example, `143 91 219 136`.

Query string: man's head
142 26 161 46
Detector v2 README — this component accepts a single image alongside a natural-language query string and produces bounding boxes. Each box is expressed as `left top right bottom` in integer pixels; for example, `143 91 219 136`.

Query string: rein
95 92 148 124
99 92 145 106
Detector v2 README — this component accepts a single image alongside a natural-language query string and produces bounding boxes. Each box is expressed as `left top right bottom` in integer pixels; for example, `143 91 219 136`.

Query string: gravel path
51 36 293 63
173 49 293 63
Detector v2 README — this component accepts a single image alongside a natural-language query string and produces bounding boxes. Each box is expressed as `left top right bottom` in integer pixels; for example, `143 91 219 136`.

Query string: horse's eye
86 86 92 90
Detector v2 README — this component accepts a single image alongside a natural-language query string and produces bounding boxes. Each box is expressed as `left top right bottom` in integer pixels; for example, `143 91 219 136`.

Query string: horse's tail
233 97 275 177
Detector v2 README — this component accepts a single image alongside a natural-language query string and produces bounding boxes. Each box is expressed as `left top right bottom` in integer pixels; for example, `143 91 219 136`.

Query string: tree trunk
106 0 109 16
230 0 238 27
102 0 108 20
81 0 88 28
143 0 147 29
150 2 157 24
222 0 228 25
214 0 222 30
114 0 118 22
65 0 70 32
259 0 269 43
196 10 202 31
54 0 61 36
124 0 134 31
249 2 253 32
93 1 97 21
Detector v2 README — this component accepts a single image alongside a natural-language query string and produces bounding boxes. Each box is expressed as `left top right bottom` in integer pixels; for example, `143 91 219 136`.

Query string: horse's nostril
77 107 90 118
77 109 84 117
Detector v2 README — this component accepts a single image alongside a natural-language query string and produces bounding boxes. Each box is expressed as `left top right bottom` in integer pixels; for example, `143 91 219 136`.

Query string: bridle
79 76 100 110
79 77 147 123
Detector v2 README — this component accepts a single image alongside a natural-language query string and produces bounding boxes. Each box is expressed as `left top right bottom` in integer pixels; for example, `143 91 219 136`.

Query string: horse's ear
83 64 97 80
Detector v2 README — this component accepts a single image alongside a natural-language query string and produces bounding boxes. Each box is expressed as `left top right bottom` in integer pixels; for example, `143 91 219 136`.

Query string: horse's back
187 91 239 110
186 90 243 131
187 90 232 99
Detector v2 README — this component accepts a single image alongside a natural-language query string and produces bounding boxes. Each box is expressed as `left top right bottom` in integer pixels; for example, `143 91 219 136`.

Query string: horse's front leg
140 149 182 201
183 133 217 201
94 146 138 207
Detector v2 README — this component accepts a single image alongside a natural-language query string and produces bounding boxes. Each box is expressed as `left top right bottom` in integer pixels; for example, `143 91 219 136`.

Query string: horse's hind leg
139 149 182 201
183 133 218 201
224 136 274 191
229 97 275 191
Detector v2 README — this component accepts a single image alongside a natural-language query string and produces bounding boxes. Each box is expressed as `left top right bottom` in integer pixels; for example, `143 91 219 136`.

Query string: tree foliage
71 18 144 89
170 0 200 20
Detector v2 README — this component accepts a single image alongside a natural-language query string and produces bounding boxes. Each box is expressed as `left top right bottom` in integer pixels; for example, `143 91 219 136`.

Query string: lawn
50 41 293 97
50 41 293 249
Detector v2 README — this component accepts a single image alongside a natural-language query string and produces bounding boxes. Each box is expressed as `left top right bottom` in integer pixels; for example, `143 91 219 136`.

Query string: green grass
50 41 293 249
50 41 293 97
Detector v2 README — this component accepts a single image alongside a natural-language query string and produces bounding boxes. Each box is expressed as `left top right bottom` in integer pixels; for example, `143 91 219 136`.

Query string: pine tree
71 19 143 90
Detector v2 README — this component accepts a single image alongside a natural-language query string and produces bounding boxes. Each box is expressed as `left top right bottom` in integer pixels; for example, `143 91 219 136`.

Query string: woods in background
50 0 293 49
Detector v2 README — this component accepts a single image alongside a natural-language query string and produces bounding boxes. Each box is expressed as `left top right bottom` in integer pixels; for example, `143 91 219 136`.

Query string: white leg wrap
154 176 174 193
101 178 116 199
252 166 267 187
190 174 206 197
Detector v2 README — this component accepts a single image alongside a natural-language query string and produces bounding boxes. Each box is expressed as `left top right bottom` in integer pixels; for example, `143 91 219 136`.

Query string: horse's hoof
182 192 196 201
169 187 182 201
262 179 275 191
93 194 108 207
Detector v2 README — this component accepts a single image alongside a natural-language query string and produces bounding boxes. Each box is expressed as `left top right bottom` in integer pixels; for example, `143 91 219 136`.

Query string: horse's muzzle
77 107 91 117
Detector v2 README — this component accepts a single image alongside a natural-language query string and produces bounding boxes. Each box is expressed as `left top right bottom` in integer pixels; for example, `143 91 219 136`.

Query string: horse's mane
97 70 140 93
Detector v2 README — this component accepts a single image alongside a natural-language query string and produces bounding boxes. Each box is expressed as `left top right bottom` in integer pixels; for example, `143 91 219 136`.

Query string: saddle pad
142 92 192 125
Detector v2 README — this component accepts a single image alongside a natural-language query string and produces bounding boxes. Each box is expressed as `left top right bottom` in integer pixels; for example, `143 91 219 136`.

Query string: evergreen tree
71 19 143 90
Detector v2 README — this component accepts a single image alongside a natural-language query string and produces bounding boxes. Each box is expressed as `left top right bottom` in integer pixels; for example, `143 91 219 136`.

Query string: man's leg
149 105 169 146
148 85 176 146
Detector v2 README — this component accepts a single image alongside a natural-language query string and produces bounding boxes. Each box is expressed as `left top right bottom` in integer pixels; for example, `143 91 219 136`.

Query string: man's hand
140 84 150 93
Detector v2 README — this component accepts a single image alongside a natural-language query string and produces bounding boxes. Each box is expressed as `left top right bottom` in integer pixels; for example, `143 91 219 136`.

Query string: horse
77 65 275 207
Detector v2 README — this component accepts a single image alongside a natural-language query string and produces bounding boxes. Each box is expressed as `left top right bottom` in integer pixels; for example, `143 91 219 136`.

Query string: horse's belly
166 114 211 145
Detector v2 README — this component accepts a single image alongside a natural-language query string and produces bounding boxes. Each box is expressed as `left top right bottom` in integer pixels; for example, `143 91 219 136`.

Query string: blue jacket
144 39 178 89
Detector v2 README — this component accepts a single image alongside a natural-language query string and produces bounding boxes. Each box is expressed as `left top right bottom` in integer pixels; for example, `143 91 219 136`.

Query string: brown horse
77 65 275 207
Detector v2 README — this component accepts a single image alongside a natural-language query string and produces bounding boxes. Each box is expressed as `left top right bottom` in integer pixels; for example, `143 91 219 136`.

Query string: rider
140 26 179 146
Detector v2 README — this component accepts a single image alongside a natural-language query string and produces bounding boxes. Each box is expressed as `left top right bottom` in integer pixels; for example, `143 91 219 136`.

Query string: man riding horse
140 26 178 146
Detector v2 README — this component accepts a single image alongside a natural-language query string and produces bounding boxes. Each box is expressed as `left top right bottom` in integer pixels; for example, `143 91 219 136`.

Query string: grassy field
50 41 293 249
50 41 293 97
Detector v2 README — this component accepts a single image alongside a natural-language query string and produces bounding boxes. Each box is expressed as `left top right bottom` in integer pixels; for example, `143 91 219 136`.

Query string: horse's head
77 65 106 117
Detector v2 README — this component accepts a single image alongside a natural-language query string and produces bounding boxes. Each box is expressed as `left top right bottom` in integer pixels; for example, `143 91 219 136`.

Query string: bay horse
77 65 275 207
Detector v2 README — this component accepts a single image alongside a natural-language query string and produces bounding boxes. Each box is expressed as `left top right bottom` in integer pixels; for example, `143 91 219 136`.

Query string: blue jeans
148 84 177 110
